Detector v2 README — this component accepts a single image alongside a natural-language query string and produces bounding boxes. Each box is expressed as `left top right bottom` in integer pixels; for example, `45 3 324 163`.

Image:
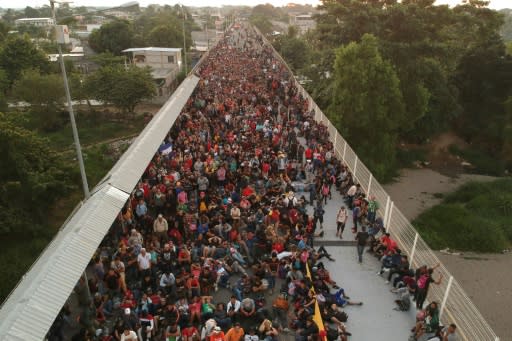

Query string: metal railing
253 25 500 341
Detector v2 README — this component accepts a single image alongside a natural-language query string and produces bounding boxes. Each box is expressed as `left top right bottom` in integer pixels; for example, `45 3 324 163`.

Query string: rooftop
122 47 182 53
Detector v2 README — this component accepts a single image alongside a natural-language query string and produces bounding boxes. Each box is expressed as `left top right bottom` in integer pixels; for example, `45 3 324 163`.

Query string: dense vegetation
414 179 512 252
260 0 512 181
89 5 196 55
0 9 157 300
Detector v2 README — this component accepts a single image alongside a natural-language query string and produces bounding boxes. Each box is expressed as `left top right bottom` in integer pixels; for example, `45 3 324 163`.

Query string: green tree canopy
132 5 193 50
0 35 50 87
274 34 312 71
0 112 73 236
330 34 406 180
89 19 135 55
12 69 66 131
147 24 182 48
85 65 156 113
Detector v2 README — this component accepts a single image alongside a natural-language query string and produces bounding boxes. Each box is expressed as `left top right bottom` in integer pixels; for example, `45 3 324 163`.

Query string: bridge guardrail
252 24 500 341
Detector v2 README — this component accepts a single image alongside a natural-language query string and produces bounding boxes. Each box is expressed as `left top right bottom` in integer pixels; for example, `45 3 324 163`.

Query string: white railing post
353 156 358 176
440 276 454 319
386 201 394 233
409 233 419 267
342 141 347 162
383 195 390 225
367 174 373 196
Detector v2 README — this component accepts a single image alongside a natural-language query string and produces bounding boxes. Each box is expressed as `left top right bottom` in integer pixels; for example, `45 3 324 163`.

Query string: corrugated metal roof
0 185 128 341
106 75 199 193
122 47 183 53
0 74 200 341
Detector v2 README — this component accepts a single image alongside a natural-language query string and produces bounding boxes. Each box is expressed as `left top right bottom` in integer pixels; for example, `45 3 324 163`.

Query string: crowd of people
47 24 368 341
46 22 461 341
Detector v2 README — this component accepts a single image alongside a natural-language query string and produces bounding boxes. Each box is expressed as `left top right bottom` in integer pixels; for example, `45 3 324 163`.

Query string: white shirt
160 273 175 287
347 185 357 196
120 330 138 341
226 299 241 313
137 252 151 270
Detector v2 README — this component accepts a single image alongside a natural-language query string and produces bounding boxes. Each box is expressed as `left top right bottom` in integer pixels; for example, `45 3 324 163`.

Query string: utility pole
50 0 90 199
181 4 188 74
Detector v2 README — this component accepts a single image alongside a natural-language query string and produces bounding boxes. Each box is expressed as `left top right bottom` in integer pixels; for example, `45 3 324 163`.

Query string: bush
413 179 512 252
448 145 506 176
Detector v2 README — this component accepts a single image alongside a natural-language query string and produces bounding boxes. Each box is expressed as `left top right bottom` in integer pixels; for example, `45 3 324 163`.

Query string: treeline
89 5 196 55
268 0 512 181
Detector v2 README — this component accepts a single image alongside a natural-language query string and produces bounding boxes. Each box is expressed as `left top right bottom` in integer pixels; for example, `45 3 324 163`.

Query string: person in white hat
153 213 168 242
209 326 225 341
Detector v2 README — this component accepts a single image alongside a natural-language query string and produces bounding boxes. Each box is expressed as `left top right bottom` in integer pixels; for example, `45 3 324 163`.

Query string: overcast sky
0 0 509 10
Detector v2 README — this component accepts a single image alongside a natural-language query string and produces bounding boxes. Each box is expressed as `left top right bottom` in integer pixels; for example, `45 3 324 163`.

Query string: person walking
355 227 369 263
336 206 348 239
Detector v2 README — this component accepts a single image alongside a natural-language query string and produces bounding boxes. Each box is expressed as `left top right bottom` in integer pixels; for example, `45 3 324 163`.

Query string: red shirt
305 148 313 159
210 331 225 341
189 302 201 314
182 326 199 338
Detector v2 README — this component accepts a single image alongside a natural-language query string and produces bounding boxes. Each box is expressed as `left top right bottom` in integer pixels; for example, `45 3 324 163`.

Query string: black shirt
356 231 369 246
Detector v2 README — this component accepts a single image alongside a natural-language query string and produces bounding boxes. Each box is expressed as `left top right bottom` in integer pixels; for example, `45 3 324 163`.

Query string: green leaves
85 65 156 113
147 25 182 48
0 35 50 87
12 69 66 131
330 34 405 180
0 112 73 236
89 19 135 55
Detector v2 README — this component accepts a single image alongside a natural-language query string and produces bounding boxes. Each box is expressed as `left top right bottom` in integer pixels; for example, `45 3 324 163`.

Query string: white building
15 17 55 27
122 47 183 100
289 14 316 35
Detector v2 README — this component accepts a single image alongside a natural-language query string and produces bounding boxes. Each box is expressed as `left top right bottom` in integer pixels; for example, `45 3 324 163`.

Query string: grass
448 144 506 176
396 146 428 169
45 112 146 151
413 178 512 252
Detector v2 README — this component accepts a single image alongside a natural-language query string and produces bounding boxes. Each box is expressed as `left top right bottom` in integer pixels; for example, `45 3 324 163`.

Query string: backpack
417 274 429 289
322 184 329 196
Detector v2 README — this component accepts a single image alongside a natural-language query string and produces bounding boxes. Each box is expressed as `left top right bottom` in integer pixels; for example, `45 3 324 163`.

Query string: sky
0 0 509 10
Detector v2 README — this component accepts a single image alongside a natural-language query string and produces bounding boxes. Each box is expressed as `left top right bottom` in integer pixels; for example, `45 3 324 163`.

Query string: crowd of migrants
48 24 457 341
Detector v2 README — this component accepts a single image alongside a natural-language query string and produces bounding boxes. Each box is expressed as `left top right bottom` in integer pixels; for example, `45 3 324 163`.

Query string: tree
0 112 73 236
251 4 283 19
330 34 406 180
132 5 193 49
24 6 40 18
454 36 512 154
89 20 135 55
0 35 50 87
274 35 312 71
12 69 66 131
250 15 273 36
86 65 156 113
503 97 512 167
89 52 125 67
147 24 181 48
0 21 9 42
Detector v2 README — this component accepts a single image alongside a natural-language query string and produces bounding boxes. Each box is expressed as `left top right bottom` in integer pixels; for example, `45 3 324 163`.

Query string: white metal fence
252 25 500 341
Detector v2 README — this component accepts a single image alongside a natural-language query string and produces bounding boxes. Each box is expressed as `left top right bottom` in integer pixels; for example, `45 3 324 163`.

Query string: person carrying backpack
321 181 330 205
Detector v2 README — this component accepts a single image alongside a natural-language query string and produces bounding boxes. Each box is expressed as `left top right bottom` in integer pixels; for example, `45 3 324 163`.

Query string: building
15 17 55 27
122 47 183 101
103 10 133 20
289 14 315 35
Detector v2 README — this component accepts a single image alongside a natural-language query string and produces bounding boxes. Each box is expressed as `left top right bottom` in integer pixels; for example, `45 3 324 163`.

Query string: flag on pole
159 143 173 155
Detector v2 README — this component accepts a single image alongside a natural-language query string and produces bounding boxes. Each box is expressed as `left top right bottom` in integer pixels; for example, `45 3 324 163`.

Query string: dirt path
383 168 511 340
